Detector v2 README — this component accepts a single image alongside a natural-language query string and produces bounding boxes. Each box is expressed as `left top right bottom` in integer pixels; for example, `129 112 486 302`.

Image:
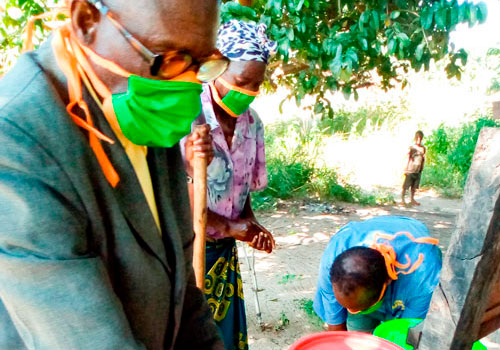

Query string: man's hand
184 124 214 177
227 219 276 253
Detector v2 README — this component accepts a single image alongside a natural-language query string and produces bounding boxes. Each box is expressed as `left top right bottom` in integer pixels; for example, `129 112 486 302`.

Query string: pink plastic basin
290 331 404 350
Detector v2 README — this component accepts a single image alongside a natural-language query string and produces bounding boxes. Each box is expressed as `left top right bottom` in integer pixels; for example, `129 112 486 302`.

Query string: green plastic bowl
373 318 487 350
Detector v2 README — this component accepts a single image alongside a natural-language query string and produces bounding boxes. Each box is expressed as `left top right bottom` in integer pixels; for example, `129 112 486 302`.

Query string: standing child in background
402 130 426 206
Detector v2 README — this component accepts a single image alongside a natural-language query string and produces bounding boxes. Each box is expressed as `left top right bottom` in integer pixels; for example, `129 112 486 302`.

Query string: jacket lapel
89 98 169 270
148 146 192 339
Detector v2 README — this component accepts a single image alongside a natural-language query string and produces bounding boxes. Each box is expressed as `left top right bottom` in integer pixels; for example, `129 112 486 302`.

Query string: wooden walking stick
192 125 209 289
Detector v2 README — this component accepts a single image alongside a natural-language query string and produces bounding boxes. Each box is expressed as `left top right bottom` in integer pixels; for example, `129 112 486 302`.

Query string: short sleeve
313 231 353 325
250 111 267 192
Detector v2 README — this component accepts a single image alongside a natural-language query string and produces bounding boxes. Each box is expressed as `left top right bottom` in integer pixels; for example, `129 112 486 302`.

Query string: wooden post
450 194 500 349
419 128 500 349
192 125 209 289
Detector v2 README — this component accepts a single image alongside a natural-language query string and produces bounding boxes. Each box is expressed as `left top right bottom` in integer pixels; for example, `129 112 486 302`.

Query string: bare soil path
238 190 495 349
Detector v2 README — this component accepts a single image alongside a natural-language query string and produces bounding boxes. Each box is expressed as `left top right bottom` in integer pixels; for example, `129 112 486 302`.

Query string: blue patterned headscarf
217 19 277 64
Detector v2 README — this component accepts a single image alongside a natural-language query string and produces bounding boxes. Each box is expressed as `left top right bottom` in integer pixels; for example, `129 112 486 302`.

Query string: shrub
252 118 396 210
421 117 499 197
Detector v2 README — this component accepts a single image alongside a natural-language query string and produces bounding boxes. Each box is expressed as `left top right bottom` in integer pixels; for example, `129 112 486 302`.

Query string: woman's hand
248 221 275 254
184 124 214 177
227 219 275 253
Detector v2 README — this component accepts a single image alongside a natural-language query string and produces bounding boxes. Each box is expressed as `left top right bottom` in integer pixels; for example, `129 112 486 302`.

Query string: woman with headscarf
182 19 276 350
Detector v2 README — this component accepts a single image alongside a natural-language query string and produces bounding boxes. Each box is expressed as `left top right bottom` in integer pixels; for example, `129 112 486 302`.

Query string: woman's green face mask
210 77 259 118
113 74 203 147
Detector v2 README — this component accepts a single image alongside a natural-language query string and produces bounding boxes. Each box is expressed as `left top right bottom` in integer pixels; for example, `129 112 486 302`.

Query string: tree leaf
360 38 368 51
296 0 305 11
360 11 370 24
435 8 447 29
346 48 358 64
477 2 488 24
388 38 397 54
370 10 380 31
335 44 343 61
450 5 459 28
458 3 466 22
342 85 351 100
415 43 425 61
469 4 477 26
329 58 342 77
391 11 401 20
314 102 324 114
421 8 433 29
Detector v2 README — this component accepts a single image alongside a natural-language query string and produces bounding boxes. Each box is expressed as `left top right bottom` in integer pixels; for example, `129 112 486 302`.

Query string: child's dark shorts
403 173 421 190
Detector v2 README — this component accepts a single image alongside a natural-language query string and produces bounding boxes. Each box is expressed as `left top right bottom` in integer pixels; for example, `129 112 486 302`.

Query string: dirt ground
237 189 499 350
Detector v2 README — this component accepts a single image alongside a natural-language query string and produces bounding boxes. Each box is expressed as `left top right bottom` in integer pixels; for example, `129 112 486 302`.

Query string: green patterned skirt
204 238 248 350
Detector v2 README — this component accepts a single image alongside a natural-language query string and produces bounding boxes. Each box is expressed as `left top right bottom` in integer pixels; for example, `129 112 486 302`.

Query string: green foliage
1 0 488 105
0 0 62 74
275 311 290 331
486 47 500 93
252 117 396 210
222 0 486 114
317 99 410 137
278 274 303 284
220 1 259 22
296 298 324 329
421 117 500 197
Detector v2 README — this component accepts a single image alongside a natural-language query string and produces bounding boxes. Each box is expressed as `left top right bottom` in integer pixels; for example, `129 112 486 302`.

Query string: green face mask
210 77 259 118
357 298 384 315
112 75 203 147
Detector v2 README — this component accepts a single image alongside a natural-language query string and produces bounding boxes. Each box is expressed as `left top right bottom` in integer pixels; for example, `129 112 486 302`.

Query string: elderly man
314 216 442 333
0 1 226 349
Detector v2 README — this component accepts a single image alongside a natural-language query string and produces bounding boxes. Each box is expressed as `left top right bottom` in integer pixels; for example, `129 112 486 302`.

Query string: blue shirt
313 216 442 325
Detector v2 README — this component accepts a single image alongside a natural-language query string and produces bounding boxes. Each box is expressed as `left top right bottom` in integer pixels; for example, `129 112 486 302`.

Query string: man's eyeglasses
87 0 229 82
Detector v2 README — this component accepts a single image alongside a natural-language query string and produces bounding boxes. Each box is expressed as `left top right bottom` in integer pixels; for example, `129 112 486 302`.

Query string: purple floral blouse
181 85 268 239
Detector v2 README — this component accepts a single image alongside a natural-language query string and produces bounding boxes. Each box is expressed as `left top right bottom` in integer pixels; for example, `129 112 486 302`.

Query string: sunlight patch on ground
302 215 343 221
356 208 392 217
433 222 452 229
275 234 320 246
313 232 332 241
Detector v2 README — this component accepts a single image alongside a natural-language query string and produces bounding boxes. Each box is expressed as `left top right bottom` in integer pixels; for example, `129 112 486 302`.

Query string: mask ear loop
52 24 120 187
217 77 259 96
208 82 239 118
23 3 70 52
23 4 120 187
371 231 439 280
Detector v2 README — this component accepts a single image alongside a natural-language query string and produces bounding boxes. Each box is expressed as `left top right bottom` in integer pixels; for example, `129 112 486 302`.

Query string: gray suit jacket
0 41 223 350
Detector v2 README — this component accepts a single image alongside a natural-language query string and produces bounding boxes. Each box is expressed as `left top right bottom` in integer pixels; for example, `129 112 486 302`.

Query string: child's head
415 130 424 145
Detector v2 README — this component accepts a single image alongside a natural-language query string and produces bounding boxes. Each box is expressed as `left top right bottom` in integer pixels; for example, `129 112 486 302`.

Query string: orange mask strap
23 6 70 53
371 231 439 280
52 24 119 187
217 77 259 96
208 82 239 118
